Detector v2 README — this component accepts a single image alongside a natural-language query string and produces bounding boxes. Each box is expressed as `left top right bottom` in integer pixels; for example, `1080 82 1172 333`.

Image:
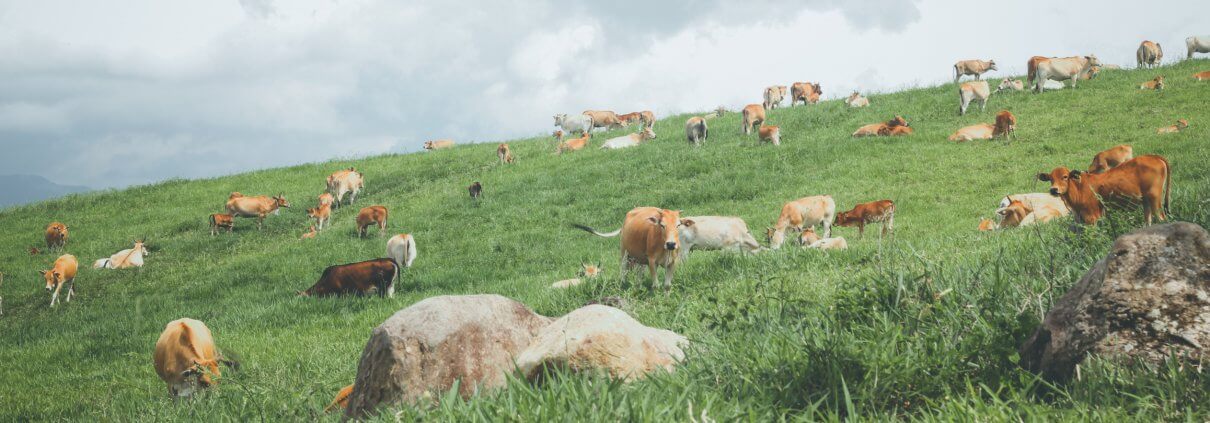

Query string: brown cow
301 225 317 240
1038 155 1170 225
573 207 694 291
1138 76 1164 90
790 82 822 106
583 110 623 131
977 218 997 231
953 59 997 83
741 104 766 135
617 112 642 127
758 125 781 145
497 143 515 164
299 258 399 297
355 206 388 238
153 318 237 397
853 116 910 137
306 202 332 230
1137 40 1163 68
994 110 1016 140
766 195 835 249
209 214 234 235
995 198 1032 229
45 222 68 250
1194 71 1210 81
326 167 364 207
326 385 355 413
1088 145 1134 174
834 200 895 240
685 117 708 146
468 181 483 200
639 110 656 129
40 254 78 308
1156 119 1189 134
225 194 290 230
557 133 591 154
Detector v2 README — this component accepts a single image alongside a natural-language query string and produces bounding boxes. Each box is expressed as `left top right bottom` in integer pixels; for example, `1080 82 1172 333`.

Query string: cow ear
1037 173 1051 182
38 270 46 276
647 216 660 225
680 219 695 227
997 208 1009 216
1070 170 1082 181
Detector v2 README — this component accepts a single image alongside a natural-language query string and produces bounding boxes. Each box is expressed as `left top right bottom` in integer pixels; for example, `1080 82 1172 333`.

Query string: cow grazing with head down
93 241 148 269
1088 145 1133 174
758 125 781 145
326 167 364 207
617 112 642 127
154 318 238 397
741 104 765 135
355 206 388 238
1038 155 1171 225
386 233 417 278
763 85 788 110
573 207 693 291
766 195 835 249
676 216 763 259
790 82 822 106
41 254 78 308
554 114 593 135
1138 76 1164 90
497 143 515 164
834 200 895 240
1034 55 1101 92
994 110 1016 140
685 116 708 146
954 59 997 83
209 214 234 235
959 80 990 115
468 182 482 200
1156 119 1189 134
1137 41 1163 68
45 222 68 250
226 194 290 230
300 258 399 297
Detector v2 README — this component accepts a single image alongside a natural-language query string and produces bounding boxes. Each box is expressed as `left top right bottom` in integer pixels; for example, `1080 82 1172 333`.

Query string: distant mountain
0 174 91 209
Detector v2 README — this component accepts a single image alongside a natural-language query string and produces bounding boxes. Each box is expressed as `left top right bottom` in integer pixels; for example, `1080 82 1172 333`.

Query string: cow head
813 83 822 95
646 210 692 251
997 79 1015 91
799 227 820 245
40 269 61 291
553 114 566 126
1176 119 1189 129
987 60 998 71
1154 76 1165 89
639 127 656 141
1085 55 1102 67
273 195 290 208
996 198 1033 229
579 263 603 279
1037 167 1080 197
977 218 997 231
888 116 908 127
833 210 861 227
423 141 434 150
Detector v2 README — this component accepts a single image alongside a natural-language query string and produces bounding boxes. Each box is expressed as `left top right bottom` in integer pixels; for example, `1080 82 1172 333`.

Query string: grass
0 60 1208 422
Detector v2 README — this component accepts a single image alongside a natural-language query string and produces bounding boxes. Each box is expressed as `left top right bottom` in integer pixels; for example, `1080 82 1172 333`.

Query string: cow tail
1163 156 1172 214
571 224 622 238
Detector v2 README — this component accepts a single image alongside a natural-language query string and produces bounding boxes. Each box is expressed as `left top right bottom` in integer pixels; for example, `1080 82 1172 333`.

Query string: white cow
93 241 149 269
554 113 593 135
677 216 763 260
1187 36 1210 59
1034 55 1101 92
959 80 990 115
991 193 1070 228
600 128 656 150
386 234 417 269
807 237 847 250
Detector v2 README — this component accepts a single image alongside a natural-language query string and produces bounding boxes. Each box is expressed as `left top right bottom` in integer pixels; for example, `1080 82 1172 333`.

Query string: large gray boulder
1020 222 1210 381
516 304 688 382
345 295 551 418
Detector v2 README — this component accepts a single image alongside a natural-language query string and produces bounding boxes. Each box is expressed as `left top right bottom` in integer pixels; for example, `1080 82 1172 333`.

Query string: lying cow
763 85 788 110
845 91 869 108
997 78 1025 92
959 80 990 115
41 254 78 308
573 207 693 291
301 226 317 239
1195 71 1210 81
225 194 290 230
300 258 400 297
557 133 591 154
1034 55 1101 92
834 200 895 240
685 116 708 146
954 59 997 83
758 125 781 145
356 205 389 238
741 104 765 135
497 143 515 164
766 195 835 249
209 213 234 235
852 116 911 137
1156 119 1189 134
423 140 455 150
153 318 238 397
676 216 763 260
600 128 656 150
1088 145 1133 174
327 167 364 206
1188 36 1210 59
554 113 593 135
93 241 148 269
997 193 1069 217
799 227 820 246
1138 76 1164 90
790 82 822 106
995 197 1066 229
948 123 994 142
806 237 847 250
45 222 68 250
1137 40 1163 68
1038 155 1171 225
583 110 623 131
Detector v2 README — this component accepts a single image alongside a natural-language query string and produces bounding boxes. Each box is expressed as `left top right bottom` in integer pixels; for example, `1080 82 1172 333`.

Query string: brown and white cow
573 207 693 291
583 110 624 131
153 318 237 397
1038 155 1171 225
994 110 1016 140
799 227 821 246
834 200 895 240
307 202 332 230
423 140 455 150
1156 119 1189 134
1138 76 1164 90
948 123 994 142
41 254 78 307
300 258 399 297
326 167 364 207
1034 55 1101 92
853 116 910 137
758 125 781 145
763 85 788 110
954 59 997 83
765 195 836 249
355 205 388 238
209 214 234 235
1194 71 1210 81
959 80 990 115
741 104 765 135
93 241 148 269
318 192 335 208
790 82 822 106
994 196 1066 229
845 91 870 108
226 194 289 230
557 133 591 154
617 112 642 127
1137 41 1163 68
497 143 515 164
1088 145 1133 174
685 116 708 146
45 222 68 250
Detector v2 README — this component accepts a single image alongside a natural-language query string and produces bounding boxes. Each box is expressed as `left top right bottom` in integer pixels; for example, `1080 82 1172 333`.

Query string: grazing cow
300 258 399 297
1188 36 1210 59
301 226 317 239
386 234 417 277
758 125 780 145
997 78 1025 92
1194 71 1210 81
468 181 482 200
806 237 848 250
326 385 355 413
676 216 763 260
845 91 870 108
1088 145 1134 174
639 110 656 129
617 112 642 127
45 222 68 250
994 110 1016 140
799 227 821 246
355 206 388 238
226 194 289 229
307 202 332 230
326 168 364 206
954 59 997 83
766 195 836 249
497 143 515 164
600 127 656 150
41 254 78 307
685 116 708 146
1138 76 1164 90
948 123 994 142
1137 41 1163 68
834 200 895 240
209 214 234 235
554 114 593 135
583 110 623 131
154 318 237 397
763 85 788 110
423 140 455 150
741 104 765 135
959 80 990 115
557 133 591 154
1034 55 1102 92
790 82 822 106
852 116 910 137
1038 155 1171 225
1156 119 1189 134
572 207 693 291
93 241 148 269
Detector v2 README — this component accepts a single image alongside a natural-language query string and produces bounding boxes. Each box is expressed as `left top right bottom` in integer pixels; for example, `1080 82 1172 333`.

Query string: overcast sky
0 0 1205 189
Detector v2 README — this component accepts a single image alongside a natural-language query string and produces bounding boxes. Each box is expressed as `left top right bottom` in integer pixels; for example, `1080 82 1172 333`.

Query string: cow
741 104 765 135
702 106 727 120
299 258 399 297
1195 71 1210 81
572 207 693 291
583 110 623 131
40 254 78 308
834 200 895 240
1156 119 1189 134
307 202 332 230
639 110 656 129
948 123 994 142
468 181 482 200
997 193 1070 218
763 85 788 110
959 80 990 115
1137 41 1163 68
676 216 763 260
355 206 388 238
1088 145 1134 174
326 385 355 413
93 241 148 269
790 82 822 106
554 114 593 135
1138 76 1164 90
1188 36 1210 59
997 78 1025 92
301 226 317 239
994 110 1016 140
45 222 68 250
424 140 455 150
685 116 708 146
954 59 997 83
758 125 780 145
799 227 821 246
226 194 289 230
1026 56 1050 84
497 143 515 164
766 195 836 249
551 263 603 289
806 237 848 250
153 318 238 397
845 91 870 108
600 127 656 150
326 167 364 207
1034 55 1102 92
209 214 234 235
994 197 1066 229
557 133 591 154
852 116 910 137
386 233 417 277
1038 155 1171 225
617 112 642 127
553 130 564 142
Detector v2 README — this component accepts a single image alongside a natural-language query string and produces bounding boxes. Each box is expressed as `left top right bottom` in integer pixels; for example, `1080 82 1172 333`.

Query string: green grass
1 60 1208 421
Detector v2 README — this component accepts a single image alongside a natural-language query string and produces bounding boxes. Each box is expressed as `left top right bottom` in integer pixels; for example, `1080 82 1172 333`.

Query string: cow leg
50 284 62 307
66 280 74 302
858 222 865 239
663 263 676 293
618 250 629 284
257 214 265 230
980 98 987 112
647 259 659 291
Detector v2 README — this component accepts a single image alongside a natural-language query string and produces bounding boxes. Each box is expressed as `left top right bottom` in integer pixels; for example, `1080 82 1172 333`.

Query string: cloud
238 0 276 19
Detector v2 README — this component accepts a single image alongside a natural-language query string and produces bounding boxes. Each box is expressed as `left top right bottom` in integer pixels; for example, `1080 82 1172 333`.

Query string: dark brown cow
1038 155 1170 225
834 200 895 239
994 110 1016 139
468 181 482 200
300 258 399 297
356 206 388 238
45 222 68 250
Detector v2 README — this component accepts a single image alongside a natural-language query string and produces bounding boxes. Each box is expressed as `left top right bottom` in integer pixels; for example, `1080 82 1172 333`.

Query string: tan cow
1137 41 1163 68
1038 155 1171 225
948 123 994 142
959 80 990 115
763 85 788 110
954 59 997 83
766 195 836 249
225 194 290 230
318 192 334 208
356 206 389 238
93 241 148 269
423 140 455 150
153 318 236 397
994 196 1067 229
994 110 1016 140
307 202 332 230
758 125 781 145
1156 119 1189 134
45 222 68 250
557 132 591 154
1138 76 1164 90
853 116 910 137
497 143 515 164
386 233 417 271
845 91 869 108
583 110 623 131
741 104 765 135
1194 71 1210 81
806 237 847 250
1027 56 1050 84
326 168 364 207
639 110 656 129
685 116 708 146
209 214 234 235
790 82 822 106
573 207 694 291
799 227 821 246
996 78 1025 92
600 127 656 150
1088 145 1134 174
1034 55 1101 92
41 254 78 307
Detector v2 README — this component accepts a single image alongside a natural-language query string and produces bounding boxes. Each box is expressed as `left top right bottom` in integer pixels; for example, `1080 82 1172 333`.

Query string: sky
0 0 1205 189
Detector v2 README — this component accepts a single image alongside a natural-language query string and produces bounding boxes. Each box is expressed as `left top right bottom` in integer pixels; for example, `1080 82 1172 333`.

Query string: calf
685 116 708 146
1088 145 1133 174
386 233 417 277
307 202 332 230
790 82 822 106
834 200 895 240
318 192 335 208
1138 76 1164 90
996 78 1025 92
468 182 482 200
583 110 623 131
355 206 389 238
806 237 848 250
326 167 364 206
600 127 656 150
424 140 455 150
153 318 237 397
845 91 869 108
1136 40 1163 68
948 123 994 142
300 258 399 297
799 227 821 246
573 207 693 291
1038 155 1170 225
1188 36 1210 59
741 104 765 135
994 110 1016 140
45 222 68 250
1195 71 1210 81
978 218 997 231
758 125 781 145
766 195 835 249
763 85 788 110
41 254 78 308
497 143 515 164
994 197 1066 229
953 59 997 83
225 194 290 230
676 216 762 260
959 80 990 115
93 241 148 269
301 226 317 239
1156 119 1189 134
557 133 591 154
853 116 910 137
209 214 234 235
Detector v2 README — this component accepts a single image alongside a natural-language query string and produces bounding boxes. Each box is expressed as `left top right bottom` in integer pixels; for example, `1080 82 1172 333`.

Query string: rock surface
1020 222 1210 381
516 305 688 382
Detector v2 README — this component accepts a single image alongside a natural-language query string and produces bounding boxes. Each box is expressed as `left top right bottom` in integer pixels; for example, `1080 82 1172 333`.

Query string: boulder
1020 222 1210 381
345 295 551 418
516 305 688 382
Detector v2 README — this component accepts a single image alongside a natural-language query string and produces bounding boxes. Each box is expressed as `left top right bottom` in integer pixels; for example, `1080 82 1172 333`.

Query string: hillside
1 60 1208 421
0 174 90 209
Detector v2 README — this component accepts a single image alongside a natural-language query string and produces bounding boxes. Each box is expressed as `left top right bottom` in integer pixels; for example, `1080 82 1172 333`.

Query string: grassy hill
1 59 1208 421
